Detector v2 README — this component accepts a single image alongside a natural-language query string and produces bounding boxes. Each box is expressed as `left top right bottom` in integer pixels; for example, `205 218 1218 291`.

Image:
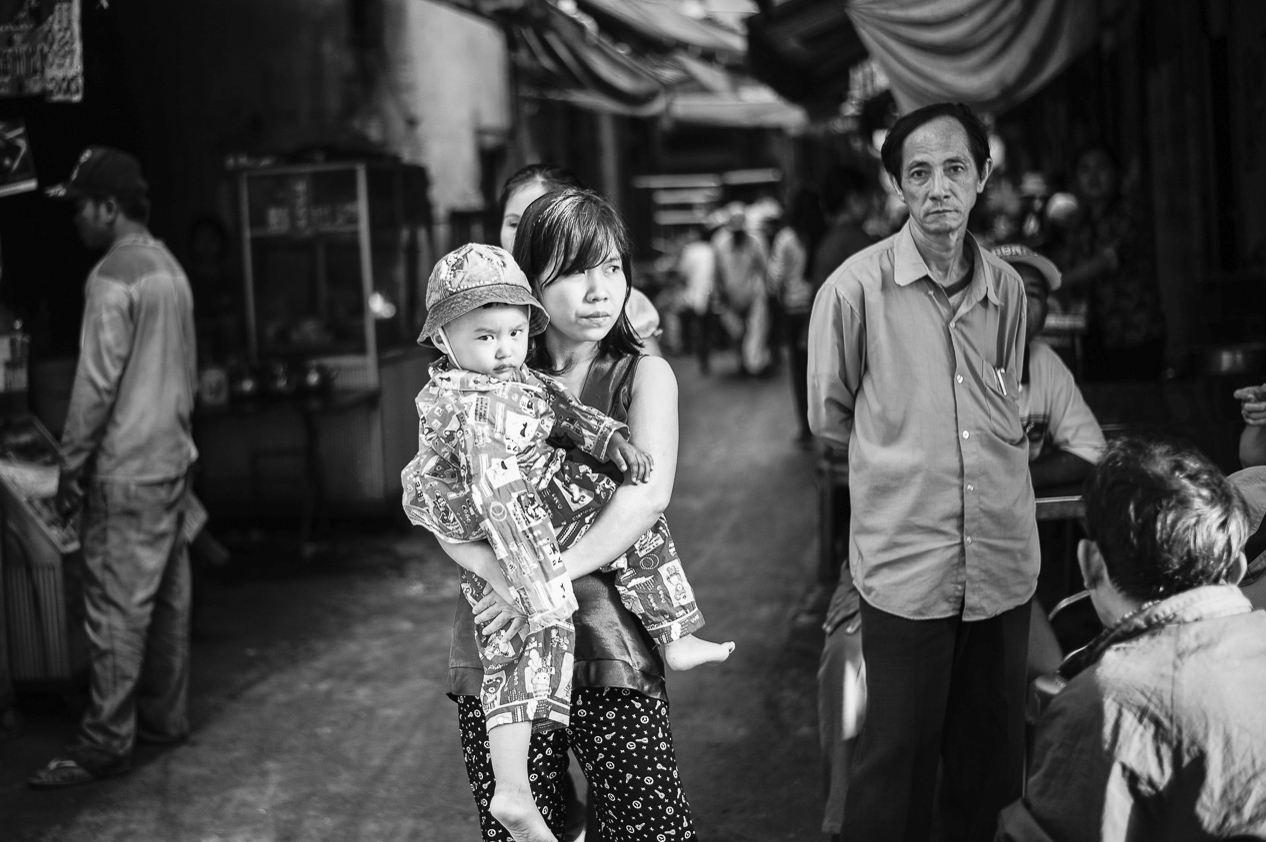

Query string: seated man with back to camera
817 244 1105 839
996 434 1266 841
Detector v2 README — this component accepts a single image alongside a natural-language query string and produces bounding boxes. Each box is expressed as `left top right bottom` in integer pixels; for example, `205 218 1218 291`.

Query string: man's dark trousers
841 596 1031 842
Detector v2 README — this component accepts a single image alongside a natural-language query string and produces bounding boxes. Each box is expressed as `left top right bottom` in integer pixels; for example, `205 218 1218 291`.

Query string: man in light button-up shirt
808 103 1037 842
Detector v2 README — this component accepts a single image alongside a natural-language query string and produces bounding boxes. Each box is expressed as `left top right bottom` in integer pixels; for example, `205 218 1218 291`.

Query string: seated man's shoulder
1094 609 1266 725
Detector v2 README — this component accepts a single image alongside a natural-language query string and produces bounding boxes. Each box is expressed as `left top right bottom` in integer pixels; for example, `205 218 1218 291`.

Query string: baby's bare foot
491 785 557 842
663 634 735 671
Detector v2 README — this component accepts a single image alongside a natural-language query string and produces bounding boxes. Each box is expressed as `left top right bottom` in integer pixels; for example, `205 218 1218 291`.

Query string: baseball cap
419 243 549 346
45 146 148 202
991 243 1062 292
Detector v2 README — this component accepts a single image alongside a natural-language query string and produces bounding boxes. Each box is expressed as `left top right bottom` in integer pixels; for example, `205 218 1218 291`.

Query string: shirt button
967 484 974 492
956 374 964 384
966 536 973 544
962 430 970 439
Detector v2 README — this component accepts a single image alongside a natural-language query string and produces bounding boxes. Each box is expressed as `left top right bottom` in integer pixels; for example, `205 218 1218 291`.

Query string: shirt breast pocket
981 359 1024 445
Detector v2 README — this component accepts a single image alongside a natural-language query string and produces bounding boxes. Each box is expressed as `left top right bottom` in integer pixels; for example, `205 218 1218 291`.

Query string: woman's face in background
500 180 549 252
536 246 628 346
1074 149 1119 205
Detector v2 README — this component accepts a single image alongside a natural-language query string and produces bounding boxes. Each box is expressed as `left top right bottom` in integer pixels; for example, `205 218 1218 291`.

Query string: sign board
0 119 36 197
0 0 83 103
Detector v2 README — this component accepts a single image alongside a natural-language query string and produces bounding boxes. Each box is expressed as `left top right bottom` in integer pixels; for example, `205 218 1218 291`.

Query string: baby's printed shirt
401 360 626 544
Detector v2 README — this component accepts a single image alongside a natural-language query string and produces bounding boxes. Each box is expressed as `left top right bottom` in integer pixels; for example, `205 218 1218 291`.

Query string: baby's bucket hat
419 243 549 345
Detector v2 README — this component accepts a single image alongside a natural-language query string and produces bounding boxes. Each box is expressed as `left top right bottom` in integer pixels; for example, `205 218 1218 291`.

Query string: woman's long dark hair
513 188 643 372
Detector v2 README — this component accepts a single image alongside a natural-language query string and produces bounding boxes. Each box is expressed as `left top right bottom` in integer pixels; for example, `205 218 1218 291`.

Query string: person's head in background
1080 434 1251 627
819 166 871 225
512 187 641 372
991 244 1061 342
1072 145 1122 211
498 164 585 253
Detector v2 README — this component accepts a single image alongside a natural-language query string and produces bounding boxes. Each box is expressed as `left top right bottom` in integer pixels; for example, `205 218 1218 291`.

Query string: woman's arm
560 356 679 578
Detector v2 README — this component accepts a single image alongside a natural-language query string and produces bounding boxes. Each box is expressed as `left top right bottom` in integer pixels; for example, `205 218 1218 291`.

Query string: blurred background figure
810 167 875 292
712 202 771 376
672 222 718 375
1052 145 1165 381
767 188 825 445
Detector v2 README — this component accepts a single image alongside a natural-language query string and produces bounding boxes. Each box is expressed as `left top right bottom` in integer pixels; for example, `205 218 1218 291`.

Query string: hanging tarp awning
509 1 669 114
573 0 745 58
748 0 1138 115
667 88 807 130
0 0 83 102
846 0 1139 114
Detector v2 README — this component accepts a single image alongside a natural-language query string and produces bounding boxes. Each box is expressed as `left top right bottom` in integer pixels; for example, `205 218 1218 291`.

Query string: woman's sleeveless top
447 353 667 702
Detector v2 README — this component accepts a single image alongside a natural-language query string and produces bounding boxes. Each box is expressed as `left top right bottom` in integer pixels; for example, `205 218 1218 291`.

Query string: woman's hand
473 589 527 638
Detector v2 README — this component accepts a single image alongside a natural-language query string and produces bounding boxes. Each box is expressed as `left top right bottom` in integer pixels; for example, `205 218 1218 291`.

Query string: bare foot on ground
663 634 736 671
491 785 557 842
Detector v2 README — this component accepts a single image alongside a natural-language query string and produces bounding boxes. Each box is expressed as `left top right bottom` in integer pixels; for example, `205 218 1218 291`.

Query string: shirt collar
1057 584 1253 682
893 221 1000 306
427 358 530 393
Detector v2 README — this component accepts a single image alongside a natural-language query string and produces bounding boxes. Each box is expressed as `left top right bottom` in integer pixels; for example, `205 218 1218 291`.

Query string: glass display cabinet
194 160 437 517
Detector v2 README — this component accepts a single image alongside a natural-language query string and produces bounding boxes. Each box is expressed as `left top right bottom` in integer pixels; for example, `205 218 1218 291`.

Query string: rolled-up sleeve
807 281 864 454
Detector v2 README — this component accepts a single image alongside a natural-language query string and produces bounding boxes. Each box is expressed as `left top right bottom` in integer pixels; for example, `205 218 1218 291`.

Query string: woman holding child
413 187 723 841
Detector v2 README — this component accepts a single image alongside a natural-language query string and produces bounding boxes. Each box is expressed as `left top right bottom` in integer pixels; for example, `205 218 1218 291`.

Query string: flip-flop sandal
27 757 130 789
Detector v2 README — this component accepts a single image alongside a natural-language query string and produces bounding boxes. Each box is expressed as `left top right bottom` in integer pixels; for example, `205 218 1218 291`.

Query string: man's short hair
1084 434 1251 602
820 166 868 217
880 102 990 185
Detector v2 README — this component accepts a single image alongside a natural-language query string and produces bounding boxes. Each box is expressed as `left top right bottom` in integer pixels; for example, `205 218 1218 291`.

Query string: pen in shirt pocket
994 366 1007 396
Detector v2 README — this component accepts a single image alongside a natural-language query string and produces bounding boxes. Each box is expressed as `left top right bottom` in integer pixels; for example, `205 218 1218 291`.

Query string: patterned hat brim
418 283 550 346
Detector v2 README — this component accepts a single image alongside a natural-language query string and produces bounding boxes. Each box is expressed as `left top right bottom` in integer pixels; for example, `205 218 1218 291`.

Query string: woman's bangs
542 197 629 283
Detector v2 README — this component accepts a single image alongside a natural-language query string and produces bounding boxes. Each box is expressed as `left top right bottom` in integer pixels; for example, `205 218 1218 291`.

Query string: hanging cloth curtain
845 0 1136 114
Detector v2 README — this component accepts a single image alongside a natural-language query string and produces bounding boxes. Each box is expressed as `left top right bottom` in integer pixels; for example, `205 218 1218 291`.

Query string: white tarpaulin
845 0 1136 113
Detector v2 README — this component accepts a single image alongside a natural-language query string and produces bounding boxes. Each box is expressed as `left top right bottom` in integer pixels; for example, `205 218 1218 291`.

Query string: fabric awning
574 0 745 57
748 0 1139 115
847 0 1139 114
509 1 669 114
666 88 807 130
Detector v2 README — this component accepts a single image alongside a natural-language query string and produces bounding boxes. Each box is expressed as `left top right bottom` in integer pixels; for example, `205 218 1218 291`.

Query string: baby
402 243 732 842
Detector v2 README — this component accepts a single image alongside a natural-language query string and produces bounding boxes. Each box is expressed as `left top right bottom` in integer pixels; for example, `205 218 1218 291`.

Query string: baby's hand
608 434 654 484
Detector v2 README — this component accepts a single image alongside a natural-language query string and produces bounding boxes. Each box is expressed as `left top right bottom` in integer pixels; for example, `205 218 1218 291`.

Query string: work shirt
1019 341 1106 465
998 585 1266 841
401 360 624 624
807 222 1038 621
767 227 814 314
61 234 198 484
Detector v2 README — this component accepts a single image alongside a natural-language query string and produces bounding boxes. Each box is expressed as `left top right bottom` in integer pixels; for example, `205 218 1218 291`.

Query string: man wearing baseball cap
29 146 197 788
992 244 1106 489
